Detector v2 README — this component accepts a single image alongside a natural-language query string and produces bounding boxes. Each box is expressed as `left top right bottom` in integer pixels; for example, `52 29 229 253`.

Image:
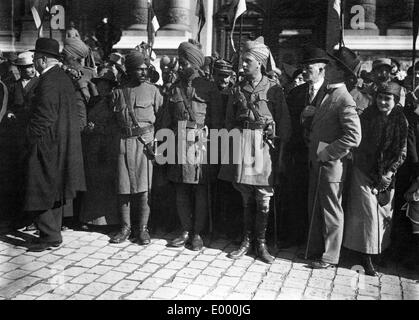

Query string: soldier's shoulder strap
121 87 140 128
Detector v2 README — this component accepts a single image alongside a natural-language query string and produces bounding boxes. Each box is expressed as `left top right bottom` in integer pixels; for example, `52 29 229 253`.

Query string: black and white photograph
0 0 418 305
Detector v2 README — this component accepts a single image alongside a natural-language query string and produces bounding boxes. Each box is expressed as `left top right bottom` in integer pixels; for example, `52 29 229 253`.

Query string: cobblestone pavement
0 228 418 300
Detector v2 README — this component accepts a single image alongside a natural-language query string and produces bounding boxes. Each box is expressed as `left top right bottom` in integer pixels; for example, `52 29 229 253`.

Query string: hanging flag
147 0 160 47
229 0 247 52
30 0 44 29
325 0 343 52
196 0 206 42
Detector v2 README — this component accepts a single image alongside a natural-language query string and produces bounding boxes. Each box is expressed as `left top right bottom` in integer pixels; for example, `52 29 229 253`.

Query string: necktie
309 85 315 103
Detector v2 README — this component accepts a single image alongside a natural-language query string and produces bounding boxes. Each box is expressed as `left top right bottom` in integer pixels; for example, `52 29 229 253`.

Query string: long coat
344 106 408 254
23 65 86 212
283 80 327 242
112 81 163 194
164 76 224 185
218 76 291 186
79 95 120 225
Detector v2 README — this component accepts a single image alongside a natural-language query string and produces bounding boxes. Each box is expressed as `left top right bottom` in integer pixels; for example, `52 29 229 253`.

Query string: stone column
389 0 415 30
127 0 149 32
0 0 14 45
359 0 378 30
160 0 191 33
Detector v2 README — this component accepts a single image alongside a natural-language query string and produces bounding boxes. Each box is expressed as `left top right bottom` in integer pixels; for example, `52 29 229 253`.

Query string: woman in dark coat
343 82 408 276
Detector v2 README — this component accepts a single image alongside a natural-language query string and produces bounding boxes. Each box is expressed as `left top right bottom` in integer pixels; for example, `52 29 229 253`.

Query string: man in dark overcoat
2 51 39 230
23 38 86 252
281 46 329 249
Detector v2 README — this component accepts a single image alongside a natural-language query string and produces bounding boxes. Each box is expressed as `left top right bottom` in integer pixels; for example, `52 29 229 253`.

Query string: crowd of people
0 31 419 278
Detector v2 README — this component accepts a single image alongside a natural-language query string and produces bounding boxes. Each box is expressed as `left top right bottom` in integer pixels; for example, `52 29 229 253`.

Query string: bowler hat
31 38 61 59
213 59 233 75
302 46 330 65
328 46 361 77
14 51 34 66
92 67 118 87
372 58 392 71
377 81 402 98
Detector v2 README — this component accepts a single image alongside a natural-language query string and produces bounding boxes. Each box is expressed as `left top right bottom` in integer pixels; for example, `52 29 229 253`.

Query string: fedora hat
302 45 330 65
14 51 34 66
328 46 361 77
30 38 61 59
92 67 118 87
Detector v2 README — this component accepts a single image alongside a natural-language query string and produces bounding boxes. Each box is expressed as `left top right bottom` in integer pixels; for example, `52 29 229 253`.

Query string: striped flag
196 0 206 42
229 0 247 52
325 0 344 52
147 0 160 47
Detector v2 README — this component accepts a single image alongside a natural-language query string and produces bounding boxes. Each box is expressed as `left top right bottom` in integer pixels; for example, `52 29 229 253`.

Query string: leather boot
228 204 254 259
137 225 151 246
170 231 190 248
362 254 378 277
191 234 204 251
228 231 252 259
255 206 274 264
256 239 274 264
109 225 131 244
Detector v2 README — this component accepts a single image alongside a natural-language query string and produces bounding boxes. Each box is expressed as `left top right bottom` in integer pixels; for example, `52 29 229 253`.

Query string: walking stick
305 165 323 260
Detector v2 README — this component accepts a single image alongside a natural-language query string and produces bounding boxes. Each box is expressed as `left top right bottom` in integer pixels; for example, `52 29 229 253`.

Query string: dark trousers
280 156 309 244
214 180 243 238
175 183 208 234
33 207 63 243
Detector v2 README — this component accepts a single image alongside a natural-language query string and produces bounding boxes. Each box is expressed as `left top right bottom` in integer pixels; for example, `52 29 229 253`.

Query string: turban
178 40 205 69
125 51 150 70
62 38 90 60
242 37 276 73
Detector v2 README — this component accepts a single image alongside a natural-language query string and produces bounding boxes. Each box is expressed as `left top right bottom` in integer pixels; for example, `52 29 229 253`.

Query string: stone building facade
0 0 417 70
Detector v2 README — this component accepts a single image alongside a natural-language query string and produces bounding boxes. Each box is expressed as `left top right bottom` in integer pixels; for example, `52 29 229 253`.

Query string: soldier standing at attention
109 51 163 245
165 40 223 251
219 37 291 264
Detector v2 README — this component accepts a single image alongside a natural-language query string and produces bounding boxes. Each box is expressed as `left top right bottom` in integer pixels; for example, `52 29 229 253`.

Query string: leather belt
121 124 154 138
236 120 266 130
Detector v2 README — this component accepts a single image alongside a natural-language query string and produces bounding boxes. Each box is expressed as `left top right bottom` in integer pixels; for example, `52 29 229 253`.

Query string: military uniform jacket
111 81 163 194
218 76 291 186
164 75 223 185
